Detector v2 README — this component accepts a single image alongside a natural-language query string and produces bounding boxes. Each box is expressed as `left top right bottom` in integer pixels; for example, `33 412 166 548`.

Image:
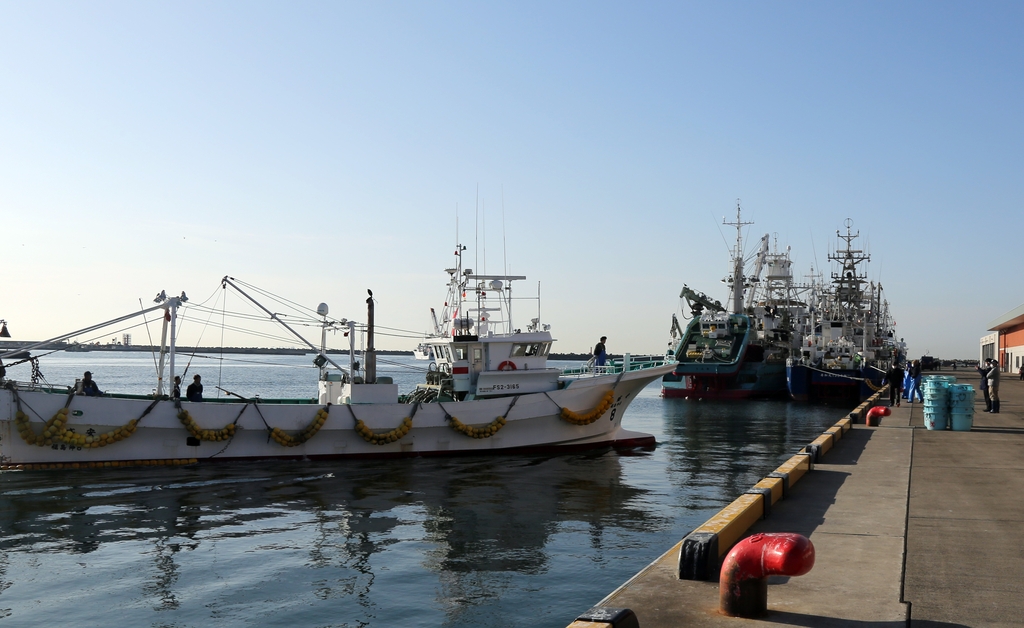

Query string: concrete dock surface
591 369 1023 627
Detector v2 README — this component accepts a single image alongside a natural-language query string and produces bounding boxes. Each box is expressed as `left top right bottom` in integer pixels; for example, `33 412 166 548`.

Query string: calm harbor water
1 352 851 627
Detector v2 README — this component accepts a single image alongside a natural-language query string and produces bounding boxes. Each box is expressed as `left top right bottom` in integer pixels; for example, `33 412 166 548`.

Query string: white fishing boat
786 219 903 401
412 343 434 360
0 246 674 469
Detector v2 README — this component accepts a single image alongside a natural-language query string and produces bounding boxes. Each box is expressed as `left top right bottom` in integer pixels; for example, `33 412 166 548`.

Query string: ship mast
723 201 753 315
828 218 870 325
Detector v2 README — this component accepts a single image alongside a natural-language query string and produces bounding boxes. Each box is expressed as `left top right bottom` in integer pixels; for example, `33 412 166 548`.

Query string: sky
2 1 1022 358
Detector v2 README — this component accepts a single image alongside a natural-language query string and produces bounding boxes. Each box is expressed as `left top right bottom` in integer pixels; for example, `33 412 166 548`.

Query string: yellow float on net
177 409 236 442
270 408 331 447
354 416 413 445
560 390 615 426
448 415 506 439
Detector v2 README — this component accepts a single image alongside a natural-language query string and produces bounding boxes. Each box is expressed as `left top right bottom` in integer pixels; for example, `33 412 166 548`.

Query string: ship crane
744 234 771 310
679 286 725 317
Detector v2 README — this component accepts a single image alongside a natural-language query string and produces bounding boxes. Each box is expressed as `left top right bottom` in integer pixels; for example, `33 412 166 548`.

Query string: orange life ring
498 361 517 371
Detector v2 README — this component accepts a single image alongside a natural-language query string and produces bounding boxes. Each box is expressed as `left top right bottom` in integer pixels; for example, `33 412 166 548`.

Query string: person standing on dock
987 358 1000 413
977 360 992 412
884 361 903 408
902 362 913 400
907 360 924 403
593 336 608 367
186 374 204 402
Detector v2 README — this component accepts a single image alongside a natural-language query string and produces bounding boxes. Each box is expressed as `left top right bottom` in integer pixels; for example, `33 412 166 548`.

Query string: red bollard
865 406 891 426
719 533 815 618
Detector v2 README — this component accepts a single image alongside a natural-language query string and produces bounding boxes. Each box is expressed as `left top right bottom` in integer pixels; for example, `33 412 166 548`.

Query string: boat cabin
427 330 559 399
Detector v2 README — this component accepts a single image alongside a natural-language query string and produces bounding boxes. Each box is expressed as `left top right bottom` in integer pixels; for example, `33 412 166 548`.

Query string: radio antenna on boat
501 185 508 276
475 184 479 279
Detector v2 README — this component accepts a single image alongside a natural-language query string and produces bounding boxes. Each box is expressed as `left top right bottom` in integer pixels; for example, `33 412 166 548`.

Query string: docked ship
786 219 902 402
662 205 811 399
0 246 675 468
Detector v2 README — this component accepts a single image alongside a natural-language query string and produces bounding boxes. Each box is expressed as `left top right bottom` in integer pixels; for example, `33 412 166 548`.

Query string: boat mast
156 296 169 396
153 291 186 396
724 201 753 315
365 291 376 384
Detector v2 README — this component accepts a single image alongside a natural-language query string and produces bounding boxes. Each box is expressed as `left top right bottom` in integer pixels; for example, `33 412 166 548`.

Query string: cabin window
453 346 467 361
473 348 482 362
511 343 543 357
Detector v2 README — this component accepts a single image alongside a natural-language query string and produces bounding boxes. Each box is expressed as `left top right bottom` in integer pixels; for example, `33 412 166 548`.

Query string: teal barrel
923 411 948 430
948 384 975 431
922 379 950 430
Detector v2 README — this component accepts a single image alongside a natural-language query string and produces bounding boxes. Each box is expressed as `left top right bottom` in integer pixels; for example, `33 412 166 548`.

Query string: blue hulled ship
785 219 903 402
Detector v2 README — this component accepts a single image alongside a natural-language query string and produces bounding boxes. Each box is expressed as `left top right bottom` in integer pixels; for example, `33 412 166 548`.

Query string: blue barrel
924 411 949 430
948 384 975 431
922 379 950 430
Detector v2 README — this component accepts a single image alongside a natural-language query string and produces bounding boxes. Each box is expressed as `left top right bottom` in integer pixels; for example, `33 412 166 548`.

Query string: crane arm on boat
0 302 172 361
221 276 350 379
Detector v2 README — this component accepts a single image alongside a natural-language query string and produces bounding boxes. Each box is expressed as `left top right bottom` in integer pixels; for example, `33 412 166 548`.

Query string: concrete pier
571 370 1024 627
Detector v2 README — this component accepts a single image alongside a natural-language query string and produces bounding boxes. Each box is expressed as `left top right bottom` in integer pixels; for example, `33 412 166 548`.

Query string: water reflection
0 450 664 626
659 397 847 512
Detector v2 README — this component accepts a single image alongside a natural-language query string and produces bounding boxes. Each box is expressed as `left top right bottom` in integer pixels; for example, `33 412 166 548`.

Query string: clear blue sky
2 2 1021 358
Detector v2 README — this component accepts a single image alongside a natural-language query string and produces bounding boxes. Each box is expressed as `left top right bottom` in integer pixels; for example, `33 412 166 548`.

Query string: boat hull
661 361 788 400
786 364 885 402
0 365 673 467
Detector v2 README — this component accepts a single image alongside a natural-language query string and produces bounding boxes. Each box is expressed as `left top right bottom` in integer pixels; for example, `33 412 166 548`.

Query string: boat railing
1 380 318 404
560 355 672 378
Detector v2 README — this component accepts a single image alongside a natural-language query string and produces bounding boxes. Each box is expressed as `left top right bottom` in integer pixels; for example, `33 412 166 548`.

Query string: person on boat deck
80 371 102 396
593 336 608 367
172 376 182 400
186 374 203 402
907 360 924 403
883 361 903 408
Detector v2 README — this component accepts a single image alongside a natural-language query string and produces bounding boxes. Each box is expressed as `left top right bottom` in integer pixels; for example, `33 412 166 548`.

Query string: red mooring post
865 406 891 426
719 533 815 618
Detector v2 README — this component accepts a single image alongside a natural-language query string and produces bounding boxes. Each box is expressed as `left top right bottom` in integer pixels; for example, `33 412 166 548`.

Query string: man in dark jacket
593 336 608 367
907 360 924 403
186 374 204 402
987 358 1000 413
883 361 903 408
977 361 992 412
80 371 102 396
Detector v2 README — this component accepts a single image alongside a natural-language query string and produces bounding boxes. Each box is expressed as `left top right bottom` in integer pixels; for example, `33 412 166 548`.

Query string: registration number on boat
488 383 519 391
